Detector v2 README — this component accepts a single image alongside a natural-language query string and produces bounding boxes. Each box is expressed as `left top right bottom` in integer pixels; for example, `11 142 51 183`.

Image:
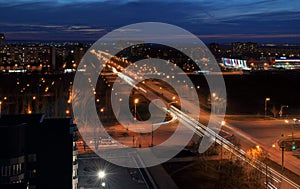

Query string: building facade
0 114 78 189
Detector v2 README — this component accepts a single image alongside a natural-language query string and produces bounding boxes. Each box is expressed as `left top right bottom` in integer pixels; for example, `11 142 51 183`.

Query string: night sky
0 0 300 43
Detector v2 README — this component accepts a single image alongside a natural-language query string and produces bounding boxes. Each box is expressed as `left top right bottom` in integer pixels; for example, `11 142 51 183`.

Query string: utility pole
265 98 270 119
151 123 154 147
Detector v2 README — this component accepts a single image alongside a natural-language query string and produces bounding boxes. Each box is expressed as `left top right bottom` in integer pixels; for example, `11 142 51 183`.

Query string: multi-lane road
83 49 300 188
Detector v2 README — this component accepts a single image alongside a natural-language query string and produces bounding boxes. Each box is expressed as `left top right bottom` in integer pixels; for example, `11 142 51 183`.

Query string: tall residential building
0 114 78 189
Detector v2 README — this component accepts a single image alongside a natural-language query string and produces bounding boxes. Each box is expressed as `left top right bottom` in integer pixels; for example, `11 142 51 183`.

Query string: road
88 49 300 189
224 117 300 176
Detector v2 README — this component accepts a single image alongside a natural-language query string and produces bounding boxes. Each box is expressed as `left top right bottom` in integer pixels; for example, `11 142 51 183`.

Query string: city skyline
1 2 300 189
0 0 300 43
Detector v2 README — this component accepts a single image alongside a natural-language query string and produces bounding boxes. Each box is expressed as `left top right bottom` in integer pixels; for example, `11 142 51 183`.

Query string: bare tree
270 105 278 118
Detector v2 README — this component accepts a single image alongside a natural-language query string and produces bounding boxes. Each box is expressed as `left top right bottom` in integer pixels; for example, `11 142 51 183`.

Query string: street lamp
292 118 297 142
134 98 139 121
98 170 106 179
280 141 285 171
279 105 288 118
100 107 105 113
151 122 154 147
264 98 270 119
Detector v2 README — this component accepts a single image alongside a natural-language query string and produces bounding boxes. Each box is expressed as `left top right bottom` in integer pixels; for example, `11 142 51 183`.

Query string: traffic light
292 145 297 150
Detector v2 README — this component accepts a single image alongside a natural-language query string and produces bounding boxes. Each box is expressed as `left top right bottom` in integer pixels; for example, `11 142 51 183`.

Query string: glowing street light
264 98 270 119
134 98 139 104
100 107 105 113
98 170 106 179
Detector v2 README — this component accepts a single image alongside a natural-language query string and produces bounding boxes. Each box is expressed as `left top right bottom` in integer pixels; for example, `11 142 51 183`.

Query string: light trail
92 50 300 189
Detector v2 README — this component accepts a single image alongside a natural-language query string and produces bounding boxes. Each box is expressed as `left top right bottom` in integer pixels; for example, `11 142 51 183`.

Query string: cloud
0 0 299 42
0 22 64 28
63 28 106 33
68 25 91 29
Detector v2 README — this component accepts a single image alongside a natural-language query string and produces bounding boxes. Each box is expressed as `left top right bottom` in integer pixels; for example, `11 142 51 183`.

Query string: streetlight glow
98 170 106 179
134 98 139 104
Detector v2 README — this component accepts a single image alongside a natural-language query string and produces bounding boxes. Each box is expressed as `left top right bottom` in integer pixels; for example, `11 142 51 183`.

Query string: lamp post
279 105 288 118
292 118 297 142
279 121 286 172
134 98 139 121
280 141 285 171
32 96 36 113
219 121 226 169
264 98 270 119
151 122 154 147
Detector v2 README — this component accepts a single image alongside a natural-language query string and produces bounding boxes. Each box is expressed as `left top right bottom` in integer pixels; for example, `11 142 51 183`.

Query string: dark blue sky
1 0 300 43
